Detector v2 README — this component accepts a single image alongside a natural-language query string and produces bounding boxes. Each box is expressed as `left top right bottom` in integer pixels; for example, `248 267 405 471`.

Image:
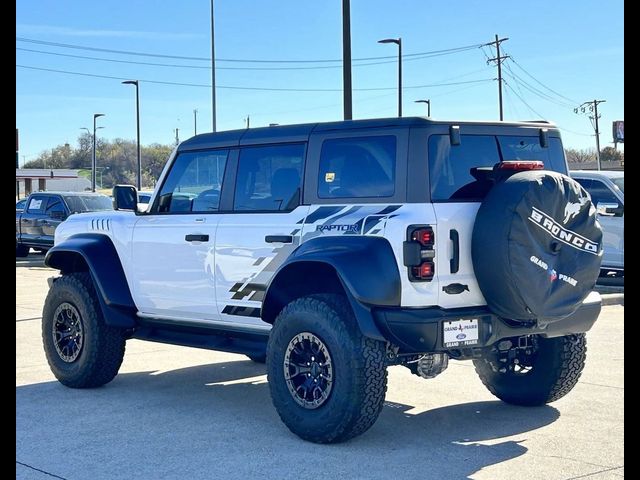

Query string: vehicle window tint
16 199 27 210
428 135 500 201
45 198 66 215
582 179 619 206
156 150 228 213
233 144 304 212
64 195 113 213
612 177 624 193
318 136 396 198
26 195 47 213
498 136 567 174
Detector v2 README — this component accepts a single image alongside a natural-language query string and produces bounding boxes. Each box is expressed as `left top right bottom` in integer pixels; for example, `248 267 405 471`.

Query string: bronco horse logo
563 197 588 224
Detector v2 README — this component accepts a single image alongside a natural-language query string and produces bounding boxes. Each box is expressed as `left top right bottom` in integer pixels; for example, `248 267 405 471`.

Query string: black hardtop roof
179 116 558 151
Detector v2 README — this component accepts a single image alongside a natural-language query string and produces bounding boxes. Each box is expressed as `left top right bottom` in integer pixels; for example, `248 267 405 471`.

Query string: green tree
599 146 623 163
23 135 173 189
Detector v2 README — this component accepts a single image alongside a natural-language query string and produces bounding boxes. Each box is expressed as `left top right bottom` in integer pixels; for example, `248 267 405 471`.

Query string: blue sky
16 0 624 164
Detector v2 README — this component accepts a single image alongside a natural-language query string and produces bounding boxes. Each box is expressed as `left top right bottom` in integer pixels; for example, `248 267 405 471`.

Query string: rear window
318 136 396 199
63 195 112 213
428 134 567 202
497 136 567 174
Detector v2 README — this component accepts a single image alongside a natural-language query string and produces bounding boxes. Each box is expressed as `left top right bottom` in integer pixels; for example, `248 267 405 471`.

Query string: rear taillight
497 160 544 171
411 228 433 247
404 225 435 282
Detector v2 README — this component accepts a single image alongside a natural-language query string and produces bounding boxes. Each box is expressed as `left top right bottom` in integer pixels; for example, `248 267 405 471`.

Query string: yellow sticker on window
325 172 336 182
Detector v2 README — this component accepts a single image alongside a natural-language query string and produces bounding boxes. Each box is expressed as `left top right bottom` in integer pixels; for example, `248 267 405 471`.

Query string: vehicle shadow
16 360 559 480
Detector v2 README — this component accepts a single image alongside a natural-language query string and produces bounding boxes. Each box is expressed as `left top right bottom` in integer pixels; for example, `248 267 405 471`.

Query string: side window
318 136 396 198
233 144 305 212
156 150 228 213
428 135 500 201
582 179 619 206
45 198 66 216
26 195 47 213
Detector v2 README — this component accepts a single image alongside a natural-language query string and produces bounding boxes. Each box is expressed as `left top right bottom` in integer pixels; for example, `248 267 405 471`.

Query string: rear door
428 134 499 308
42 195 67 243
214 143 308 326
428 132 568 308
21 194 49 246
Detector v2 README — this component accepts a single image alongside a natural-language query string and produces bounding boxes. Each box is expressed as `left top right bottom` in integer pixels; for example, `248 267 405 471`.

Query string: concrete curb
601 293 624 306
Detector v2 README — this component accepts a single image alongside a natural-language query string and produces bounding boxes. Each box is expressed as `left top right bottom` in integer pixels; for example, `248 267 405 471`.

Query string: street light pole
210 0 217 132
122 80 141 190
92 113 105 192
194 109 198 135
378 38 402 117
415 99 431 117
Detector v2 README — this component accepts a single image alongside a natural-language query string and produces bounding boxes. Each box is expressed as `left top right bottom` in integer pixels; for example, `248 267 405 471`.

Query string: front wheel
42 272 126 388
472 334 587 406
267 295 387 443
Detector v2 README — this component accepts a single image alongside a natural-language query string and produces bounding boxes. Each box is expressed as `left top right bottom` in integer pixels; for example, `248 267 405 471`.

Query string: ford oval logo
456 333 466 340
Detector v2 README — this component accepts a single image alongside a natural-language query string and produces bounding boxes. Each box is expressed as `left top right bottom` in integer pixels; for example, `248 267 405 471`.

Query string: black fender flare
44 233 137 328
262 236 401 340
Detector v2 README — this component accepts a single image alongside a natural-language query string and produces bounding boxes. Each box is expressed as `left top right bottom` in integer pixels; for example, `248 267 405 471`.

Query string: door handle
265 235 293 244
185 234 209 242
449 229 459 274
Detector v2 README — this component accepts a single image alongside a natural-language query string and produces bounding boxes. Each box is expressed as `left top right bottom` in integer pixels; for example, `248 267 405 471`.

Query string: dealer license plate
443 318 479 348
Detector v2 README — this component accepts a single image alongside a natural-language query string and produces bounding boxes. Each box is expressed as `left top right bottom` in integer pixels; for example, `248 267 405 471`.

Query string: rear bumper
372 291 602 353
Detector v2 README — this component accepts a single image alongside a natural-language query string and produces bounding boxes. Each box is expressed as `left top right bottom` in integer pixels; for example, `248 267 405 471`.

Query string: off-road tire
42 272 126 388
267 294 387 443
473 334 587 406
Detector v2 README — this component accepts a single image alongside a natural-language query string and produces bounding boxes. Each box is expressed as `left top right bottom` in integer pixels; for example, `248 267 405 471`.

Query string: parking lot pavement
17 255 624 480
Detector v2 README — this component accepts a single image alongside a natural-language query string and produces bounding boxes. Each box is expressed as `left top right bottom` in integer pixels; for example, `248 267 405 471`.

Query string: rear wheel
42 272 126 388
473 334 587 406
267 294 387 443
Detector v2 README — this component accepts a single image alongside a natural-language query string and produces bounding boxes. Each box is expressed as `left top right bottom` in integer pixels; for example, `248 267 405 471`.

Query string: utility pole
92 113 105 192
575 99 606 170
210 0 217 132
486 34 509 121
342 0 353 120
175 128 180 146
194 109 198 135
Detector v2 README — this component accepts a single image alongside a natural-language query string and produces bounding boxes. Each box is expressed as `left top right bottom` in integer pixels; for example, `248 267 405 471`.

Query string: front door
130 149 229 320
215 143 308 326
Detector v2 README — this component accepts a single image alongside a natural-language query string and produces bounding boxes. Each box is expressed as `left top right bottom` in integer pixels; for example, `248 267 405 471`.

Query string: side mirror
113 185 138 211
596 202 623 217
49 210 66 220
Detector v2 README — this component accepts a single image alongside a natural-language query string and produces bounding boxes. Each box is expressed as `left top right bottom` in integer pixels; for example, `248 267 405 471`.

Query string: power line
502 79 545 119
502 60 575 109
509 57 579 105
16 36 483 64
16 46 483 71
16 64 494 92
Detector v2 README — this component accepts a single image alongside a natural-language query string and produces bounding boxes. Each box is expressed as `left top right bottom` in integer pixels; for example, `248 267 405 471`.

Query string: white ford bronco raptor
42 117 603 443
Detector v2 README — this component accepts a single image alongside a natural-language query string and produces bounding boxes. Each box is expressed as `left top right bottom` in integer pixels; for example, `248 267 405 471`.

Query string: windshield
612 176 624 193
63 195 113 213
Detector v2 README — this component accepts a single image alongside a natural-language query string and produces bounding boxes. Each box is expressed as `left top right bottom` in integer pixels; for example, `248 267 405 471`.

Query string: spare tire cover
472 170 603 324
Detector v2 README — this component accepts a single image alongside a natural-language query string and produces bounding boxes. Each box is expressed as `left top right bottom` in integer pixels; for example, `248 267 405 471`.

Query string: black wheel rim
484 336 539 375
52 302 84 363
283 332 333 409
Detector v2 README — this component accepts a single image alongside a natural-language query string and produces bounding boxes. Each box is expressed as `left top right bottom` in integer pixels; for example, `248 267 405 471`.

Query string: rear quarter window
318 135 396 199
